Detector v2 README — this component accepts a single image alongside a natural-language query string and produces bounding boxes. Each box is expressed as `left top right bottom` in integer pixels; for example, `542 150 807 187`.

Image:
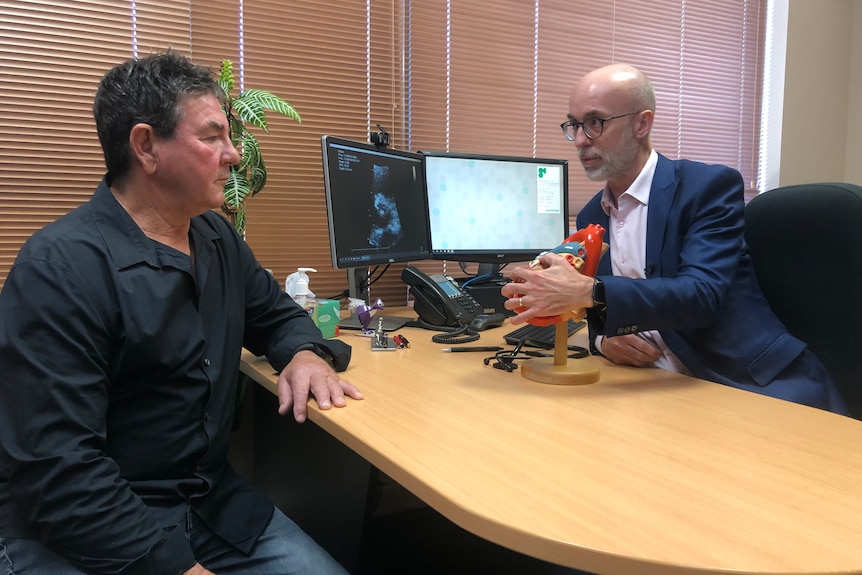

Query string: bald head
572 64 656 115
566 64 656 195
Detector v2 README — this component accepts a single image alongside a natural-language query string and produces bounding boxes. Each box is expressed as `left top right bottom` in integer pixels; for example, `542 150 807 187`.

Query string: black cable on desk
407 317 481 344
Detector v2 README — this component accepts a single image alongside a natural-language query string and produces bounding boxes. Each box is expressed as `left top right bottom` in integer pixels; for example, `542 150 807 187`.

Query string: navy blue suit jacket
576 153 846 412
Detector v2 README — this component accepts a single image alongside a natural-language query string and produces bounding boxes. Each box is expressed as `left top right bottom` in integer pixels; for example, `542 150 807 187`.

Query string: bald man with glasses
504 63 847 414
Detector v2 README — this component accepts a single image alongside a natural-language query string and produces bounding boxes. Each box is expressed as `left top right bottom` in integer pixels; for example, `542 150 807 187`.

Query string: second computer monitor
422 150 570 272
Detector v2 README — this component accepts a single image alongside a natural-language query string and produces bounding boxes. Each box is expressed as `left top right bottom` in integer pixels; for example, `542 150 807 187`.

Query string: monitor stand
475 262 505 283
346 267 370 302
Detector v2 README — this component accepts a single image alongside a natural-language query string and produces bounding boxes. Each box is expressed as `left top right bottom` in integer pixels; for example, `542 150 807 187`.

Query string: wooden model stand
520 312 601 385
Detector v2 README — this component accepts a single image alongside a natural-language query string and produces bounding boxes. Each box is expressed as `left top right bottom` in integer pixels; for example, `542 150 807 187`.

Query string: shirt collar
90 178 159 270
600 149 659 215
89 177 223 271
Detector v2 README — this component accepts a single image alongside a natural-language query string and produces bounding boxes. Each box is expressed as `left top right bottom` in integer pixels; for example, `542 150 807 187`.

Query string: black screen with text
322 136 430 268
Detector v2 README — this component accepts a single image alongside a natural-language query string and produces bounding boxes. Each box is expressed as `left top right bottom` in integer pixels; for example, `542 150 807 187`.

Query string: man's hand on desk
599 334 663 367
276 350 363 423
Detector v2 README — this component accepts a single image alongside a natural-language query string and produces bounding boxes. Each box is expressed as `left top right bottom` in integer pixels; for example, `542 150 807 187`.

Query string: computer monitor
321 135 431 301
421 150 570 279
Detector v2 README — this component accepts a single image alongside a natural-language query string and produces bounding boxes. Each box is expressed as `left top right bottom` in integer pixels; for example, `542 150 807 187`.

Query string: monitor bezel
420 149 570 265
321 135 432 270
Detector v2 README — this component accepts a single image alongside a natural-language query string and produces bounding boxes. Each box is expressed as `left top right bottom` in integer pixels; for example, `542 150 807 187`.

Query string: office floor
358 476 591 575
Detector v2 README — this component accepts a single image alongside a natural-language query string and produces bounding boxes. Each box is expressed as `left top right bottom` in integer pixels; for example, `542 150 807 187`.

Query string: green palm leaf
249 160 267 196
232 205 246 237
241 89 301 123
218 59 301 235
224 170 250 210
239 131 261 171
234 96 267 131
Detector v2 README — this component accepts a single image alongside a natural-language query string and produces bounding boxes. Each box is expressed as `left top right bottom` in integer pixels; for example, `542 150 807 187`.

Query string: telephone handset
401 265 483 327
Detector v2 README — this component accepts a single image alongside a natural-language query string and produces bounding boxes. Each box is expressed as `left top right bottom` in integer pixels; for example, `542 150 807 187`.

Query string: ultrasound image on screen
367 164 404 248
322 137 430 268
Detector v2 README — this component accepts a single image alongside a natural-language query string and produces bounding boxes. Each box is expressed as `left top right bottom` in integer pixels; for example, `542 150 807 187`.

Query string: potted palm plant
217 59 301 236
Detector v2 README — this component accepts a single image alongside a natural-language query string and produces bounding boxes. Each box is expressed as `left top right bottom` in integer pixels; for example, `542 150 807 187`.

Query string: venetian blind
0 0 189 286
408 0 765 281
239 0 408 303
0 0 764 307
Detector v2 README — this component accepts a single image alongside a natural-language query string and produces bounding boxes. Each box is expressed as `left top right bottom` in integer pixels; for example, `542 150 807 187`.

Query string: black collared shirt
0 179 336 574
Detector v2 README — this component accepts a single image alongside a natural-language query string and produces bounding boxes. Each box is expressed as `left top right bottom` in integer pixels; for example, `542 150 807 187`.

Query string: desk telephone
401 266 484 327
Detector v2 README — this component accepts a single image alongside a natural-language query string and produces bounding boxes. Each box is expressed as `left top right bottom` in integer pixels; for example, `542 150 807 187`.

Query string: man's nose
226 142 242 164
571 125 592 148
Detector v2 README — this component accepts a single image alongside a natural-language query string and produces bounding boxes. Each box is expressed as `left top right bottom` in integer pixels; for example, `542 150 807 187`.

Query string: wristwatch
591 277 606 308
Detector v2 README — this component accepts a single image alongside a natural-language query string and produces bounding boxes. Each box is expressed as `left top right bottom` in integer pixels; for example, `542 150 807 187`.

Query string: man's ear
634 110 654 141
129 123 158 175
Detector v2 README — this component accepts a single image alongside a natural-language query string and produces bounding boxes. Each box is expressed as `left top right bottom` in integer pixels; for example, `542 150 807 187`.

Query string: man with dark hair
0 51 362 575
503 63 846 414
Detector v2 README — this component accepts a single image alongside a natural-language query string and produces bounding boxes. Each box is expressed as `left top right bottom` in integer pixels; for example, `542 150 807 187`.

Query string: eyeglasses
560 111 643 141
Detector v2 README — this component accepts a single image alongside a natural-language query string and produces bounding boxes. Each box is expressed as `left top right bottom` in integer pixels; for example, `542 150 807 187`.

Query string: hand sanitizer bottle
285 267 317 308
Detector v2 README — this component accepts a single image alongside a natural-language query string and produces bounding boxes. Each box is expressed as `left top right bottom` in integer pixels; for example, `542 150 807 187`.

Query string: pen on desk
441 346 504 353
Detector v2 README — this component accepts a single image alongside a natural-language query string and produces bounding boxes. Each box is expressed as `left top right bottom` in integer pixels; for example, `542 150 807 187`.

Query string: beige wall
781 0 861 186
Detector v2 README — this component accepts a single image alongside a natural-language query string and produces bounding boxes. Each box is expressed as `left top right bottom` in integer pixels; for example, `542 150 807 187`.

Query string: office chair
744 182 862 419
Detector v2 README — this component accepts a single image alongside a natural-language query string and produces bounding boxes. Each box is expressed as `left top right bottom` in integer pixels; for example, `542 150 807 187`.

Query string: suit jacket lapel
588 198 613 276
645 153 677 277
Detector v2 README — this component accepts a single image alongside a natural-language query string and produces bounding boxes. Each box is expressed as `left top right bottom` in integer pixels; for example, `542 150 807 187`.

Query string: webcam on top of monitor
370 124 390 149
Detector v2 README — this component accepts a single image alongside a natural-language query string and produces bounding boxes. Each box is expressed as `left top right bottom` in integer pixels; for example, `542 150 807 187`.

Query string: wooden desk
241 321 862 575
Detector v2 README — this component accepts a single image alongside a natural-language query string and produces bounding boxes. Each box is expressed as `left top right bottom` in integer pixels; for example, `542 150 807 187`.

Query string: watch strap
592 277 606 308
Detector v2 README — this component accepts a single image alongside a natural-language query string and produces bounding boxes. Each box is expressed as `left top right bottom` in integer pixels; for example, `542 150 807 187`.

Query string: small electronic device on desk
401 266 483 328
400 266 506 345
370 317 397 351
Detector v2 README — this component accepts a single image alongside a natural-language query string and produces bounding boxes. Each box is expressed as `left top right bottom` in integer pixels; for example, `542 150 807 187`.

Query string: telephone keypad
454 293 482 316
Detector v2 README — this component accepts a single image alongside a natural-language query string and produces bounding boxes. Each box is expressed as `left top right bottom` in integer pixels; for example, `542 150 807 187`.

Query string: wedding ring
518 297 524 308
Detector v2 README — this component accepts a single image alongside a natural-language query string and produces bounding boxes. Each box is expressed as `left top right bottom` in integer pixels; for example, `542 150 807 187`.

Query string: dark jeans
0 506 348 575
